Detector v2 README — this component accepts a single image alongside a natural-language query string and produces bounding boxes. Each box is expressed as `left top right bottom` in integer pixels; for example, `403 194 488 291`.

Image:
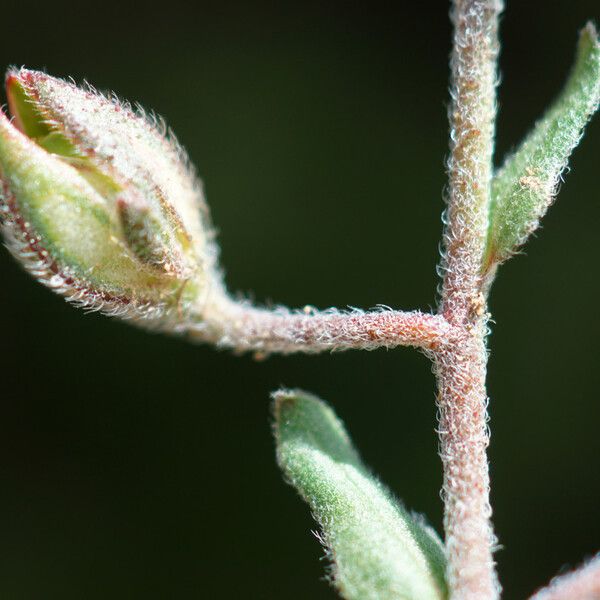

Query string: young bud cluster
0 69 218 326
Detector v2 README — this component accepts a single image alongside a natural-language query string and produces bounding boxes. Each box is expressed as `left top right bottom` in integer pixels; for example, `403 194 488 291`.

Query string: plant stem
189 293 451 354
441 0 501 320
435 331 497 600
529 555 600 600
436 1 502 598
190 2 503 597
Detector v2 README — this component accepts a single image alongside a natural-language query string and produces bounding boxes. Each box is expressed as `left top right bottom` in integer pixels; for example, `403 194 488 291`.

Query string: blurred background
0 1 598 598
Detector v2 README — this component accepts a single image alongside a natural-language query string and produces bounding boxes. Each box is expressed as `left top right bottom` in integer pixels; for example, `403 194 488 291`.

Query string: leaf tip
581 21 599 47
577 22 600 74
271 387 305 425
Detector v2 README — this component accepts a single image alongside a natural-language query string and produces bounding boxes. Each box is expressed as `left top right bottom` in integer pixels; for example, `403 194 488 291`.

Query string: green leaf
273 389 447 600
484 23 600 272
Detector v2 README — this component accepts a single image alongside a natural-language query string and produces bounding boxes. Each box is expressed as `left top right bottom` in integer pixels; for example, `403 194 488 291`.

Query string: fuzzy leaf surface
484 23 600 271
273 389 447 600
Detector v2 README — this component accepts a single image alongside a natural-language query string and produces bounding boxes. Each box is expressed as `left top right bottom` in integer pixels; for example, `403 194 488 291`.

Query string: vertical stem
437 1 502 599
436 332 498 600
442 0 501 321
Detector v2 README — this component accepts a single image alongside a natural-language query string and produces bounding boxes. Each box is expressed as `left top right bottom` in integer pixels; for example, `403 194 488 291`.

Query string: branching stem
435 1 503 598
1 4 599 598
188 1 504 598
189 293 451 355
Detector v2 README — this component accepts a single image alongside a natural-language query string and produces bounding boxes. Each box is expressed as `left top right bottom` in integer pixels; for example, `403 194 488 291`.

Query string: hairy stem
190 2 501 596
435 328 498 600
188 292 451 355
529 555 600 600
436 1 502 598
441 0 501 321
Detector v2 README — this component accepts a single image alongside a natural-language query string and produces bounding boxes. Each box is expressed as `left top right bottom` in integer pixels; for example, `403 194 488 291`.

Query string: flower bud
0 69 216 324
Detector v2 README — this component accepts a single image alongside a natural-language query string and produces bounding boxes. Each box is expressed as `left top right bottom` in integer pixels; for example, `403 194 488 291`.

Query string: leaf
273 389 447 600
484 23 600 272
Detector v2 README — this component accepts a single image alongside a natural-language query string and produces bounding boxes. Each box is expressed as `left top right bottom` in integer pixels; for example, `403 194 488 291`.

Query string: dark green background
0 2 598 598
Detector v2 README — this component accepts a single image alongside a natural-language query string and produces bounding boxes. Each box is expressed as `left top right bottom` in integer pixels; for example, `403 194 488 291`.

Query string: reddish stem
436 1 503 598
190 293 451 355
529 555 600 600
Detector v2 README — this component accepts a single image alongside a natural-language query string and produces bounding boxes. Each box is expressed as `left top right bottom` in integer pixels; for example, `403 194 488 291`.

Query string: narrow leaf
273 389 447 600
484 23 600 271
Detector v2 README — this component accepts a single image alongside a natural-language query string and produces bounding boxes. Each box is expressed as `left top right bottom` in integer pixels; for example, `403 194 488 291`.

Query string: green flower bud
0 69 216 324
